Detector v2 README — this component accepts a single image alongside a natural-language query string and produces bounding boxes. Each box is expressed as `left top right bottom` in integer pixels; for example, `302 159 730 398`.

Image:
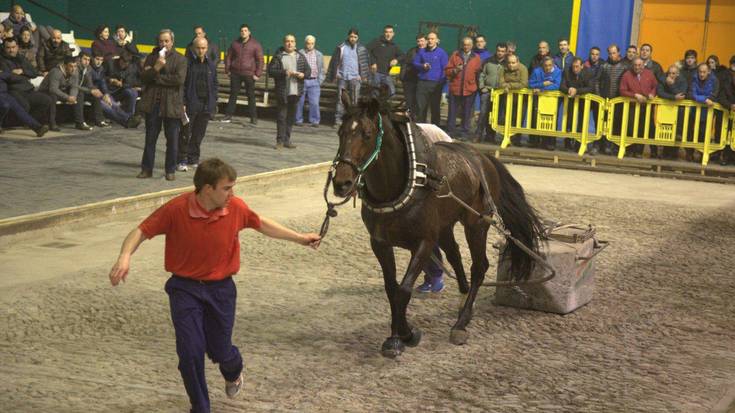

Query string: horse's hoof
402 327 422 347
381 337 405 358
449 328 469 345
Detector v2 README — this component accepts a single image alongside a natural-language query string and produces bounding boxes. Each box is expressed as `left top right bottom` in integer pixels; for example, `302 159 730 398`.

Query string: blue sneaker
415 280 433 293
430 278 445 293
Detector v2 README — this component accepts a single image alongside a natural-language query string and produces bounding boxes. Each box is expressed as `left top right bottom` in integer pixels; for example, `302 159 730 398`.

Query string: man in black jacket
106 51 141 115
37 29 72 75
0 71 48 136
178 37 218 171
400 33 426 116
267 34 310 149
560 57 594 151
367 25 402 96
0 37 52 127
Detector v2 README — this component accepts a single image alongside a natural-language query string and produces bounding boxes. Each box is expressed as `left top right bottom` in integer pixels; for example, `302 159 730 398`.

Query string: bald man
37 28 72 74
178 37 218 171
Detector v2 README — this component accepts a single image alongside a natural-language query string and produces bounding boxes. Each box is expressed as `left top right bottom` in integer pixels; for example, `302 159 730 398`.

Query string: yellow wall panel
638 20 706 67
641 0 706 21
705 23 735 61
709 0 735 23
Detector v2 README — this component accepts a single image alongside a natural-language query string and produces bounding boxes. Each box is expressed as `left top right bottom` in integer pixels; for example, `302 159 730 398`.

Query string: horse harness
319 113 557 287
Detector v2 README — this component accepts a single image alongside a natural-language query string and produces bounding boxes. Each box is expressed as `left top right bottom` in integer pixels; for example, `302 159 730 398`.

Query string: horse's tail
485 155 543 281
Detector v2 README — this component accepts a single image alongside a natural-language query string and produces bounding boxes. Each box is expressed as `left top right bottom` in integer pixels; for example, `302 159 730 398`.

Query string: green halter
357 114 384 173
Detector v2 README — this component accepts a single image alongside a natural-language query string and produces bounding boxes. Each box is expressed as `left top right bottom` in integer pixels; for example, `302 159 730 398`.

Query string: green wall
23 0 573 64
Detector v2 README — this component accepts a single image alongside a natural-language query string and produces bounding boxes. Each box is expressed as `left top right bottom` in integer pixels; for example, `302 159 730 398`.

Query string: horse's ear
340 89 351 112
366 96 380 118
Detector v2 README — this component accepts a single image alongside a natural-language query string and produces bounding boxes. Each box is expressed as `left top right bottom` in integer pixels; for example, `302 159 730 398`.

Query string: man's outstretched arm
109 227 147 286
256 217 321 249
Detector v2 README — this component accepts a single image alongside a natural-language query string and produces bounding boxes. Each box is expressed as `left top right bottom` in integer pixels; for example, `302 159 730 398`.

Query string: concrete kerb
0 162 332 237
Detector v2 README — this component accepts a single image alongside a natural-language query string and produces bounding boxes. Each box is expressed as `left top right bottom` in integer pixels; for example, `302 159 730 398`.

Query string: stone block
494 237 597 314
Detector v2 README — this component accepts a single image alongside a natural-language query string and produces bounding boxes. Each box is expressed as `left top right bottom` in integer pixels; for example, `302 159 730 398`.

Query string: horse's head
332 87 389 198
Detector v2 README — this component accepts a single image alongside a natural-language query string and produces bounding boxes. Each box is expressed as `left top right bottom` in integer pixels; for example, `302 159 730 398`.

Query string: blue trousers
165 275 243 413
446 94 475 134
111 87 138 115
423 245 444 281
99 95 132 126
0 92 41 130
370 72 396 96
141 104 180 174
296 78 321 125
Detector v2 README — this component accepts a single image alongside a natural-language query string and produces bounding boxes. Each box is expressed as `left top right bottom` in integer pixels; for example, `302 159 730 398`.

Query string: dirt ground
1 165 734 412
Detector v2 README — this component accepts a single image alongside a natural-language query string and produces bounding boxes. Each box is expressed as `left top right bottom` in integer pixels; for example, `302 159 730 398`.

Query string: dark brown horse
331 89 543 357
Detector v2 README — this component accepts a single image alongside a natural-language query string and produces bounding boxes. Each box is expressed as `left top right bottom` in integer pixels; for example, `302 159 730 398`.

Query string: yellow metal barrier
490 88 607 155
606 97 730 166
731 110 735 152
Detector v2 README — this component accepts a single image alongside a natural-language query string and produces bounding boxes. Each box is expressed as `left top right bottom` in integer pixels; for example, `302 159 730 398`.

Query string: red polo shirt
139 192 262 281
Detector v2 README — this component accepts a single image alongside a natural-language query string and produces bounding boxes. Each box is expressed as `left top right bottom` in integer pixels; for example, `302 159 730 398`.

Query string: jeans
276 95 299 144
296 78 321 125
402 80 418 116
416 80 443 125
423 246 444 283
226 73 256 120
141 104 180 173
165 276 243 413
9 90 52 125
446 94 475 134
99 95 133 126
111 87 139 114
0 92 41 130
335 78 361 122
475 92 493 139
178 110 210 164
370 72 395 96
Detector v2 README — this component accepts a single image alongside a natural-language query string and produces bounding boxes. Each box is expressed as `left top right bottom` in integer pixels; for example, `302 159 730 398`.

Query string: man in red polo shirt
108 158 320 413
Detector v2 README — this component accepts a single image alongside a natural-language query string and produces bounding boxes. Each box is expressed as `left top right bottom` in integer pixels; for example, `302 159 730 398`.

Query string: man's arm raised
109 227 147 286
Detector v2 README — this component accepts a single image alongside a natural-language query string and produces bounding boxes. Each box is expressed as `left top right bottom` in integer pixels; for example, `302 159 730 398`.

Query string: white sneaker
225 373 243 399
176 163 188 172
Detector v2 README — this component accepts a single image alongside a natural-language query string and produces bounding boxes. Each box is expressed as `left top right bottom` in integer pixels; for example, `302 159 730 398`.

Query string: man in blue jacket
529 57 561 93
412 32 448 125
178 37 218 170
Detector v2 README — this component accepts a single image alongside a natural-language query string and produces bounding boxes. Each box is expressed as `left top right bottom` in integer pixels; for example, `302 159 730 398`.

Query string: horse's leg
379 239 434 357
450 223 490 345
369 237 404 357
438 224 469 295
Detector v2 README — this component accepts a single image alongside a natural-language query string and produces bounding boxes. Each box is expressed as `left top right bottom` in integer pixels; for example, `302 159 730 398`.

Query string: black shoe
95 121 110 128
34 125 49 137
165 173 176 181
137 170 152 179
49 125 61 132
75 122 92 131
250 118 258 125
126 115 142 129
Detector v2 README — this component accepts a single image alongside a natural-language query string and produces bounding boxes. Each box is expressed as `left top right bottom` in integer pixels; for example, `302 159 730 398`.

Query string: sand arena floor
1 165 734 412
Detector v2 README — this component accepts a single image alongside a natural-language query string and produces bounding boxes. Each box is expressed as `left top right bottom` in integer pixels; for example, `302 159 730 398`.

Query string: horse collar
361 121 436 214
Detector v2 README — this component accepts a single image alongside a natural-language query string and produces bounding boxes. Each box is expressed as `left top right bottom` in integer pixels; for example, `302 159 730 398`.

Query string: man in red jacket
619 57 657 157
224 24 263 125
444 36 482 139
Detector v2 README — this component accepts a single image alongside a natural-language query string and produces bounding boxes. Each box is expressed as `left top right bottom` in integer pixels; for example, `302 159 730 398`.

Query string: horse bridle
319 114 384 238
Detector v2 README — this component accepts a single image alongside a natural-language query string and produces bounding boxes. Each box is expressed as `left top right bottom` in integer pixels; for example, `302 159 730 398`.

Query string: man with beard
37 29 71 75
598 44 628 154
326 28 369 126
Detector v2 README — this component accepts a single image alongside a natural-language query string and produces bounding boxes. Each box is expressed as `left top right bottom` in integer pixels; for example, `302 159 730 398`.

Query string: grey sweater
39 65 79 100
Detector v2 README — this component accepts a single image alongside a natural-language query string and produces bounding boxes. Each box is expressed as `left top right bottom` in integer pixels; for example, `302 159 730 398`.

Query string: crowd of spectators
0 5 733 171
